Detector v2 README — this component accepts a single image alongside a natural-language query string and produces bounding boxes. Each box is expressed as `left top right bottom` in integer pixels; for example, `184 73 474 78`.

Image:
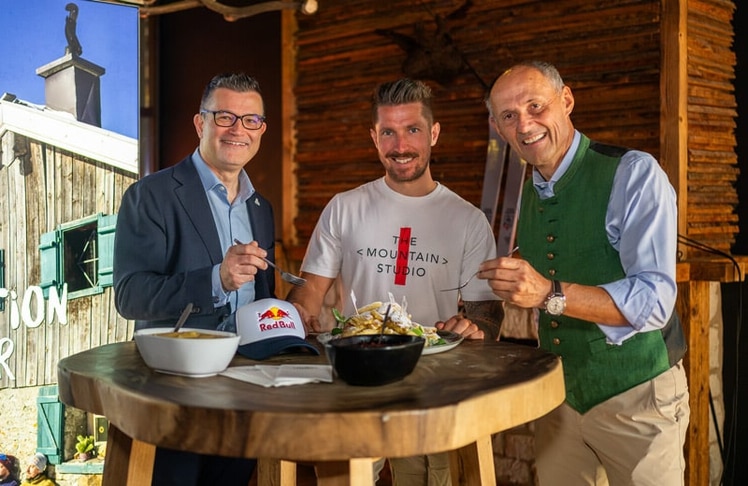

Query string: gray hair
485 61 565 116
200 73 263 111
371 78 434 125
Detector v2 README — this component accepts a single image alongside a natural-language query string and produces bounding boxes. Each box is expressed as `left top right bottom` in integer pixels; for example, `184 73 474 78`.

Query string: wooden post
676 280 710 486
660 0 689 254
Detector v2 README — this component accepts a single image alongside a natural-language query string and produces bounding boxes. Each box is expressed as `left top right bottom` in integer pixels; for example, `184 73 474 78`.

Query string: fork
440 270 482 292
233 239 307 286
440 246 518 292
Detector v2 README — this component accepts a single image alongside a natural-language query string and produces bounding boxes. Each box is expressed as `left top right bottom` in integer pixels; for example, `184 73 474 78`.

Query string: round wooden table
57 339 564 486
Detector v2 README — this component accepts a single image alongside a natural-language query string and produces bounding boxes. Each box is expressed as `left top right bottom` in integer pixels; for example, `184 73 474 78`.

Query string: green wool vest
517 134 684 413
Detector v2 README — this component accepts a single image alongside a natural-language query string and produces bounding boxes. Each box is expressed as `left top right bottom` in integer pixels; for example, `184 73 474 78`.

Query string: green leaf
332 308 347 324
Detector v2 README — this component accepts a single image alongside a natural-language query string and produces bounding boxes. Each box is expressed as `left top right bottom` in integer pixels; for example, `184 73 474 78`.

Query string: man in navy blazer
113 73 274 486
113 155 276 331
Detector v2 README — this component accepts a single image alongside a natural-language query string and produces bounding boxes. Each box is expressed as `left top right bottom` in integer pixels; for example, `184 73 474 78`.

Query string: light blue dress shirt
191 150 256 314
530 131 678 345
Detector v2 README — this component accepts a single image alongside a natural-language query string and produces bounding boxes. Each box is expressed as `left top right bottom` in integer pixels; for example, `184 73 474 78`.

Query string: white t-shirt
301 177 499 327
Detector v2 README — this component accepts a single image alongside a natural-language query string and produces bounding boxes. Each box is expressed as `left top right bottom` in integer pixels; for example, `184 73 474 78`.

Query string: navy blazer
113 155 276 331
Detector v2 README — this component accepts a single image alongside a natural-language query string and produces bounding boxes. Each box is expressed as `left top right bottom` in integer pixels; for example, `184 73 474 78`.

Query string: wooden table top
58 339 564 462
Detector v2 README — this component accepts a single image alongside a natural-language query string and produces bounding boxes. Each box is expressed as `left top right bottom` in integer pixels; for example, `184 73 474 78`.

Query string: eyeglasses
201 110 266 130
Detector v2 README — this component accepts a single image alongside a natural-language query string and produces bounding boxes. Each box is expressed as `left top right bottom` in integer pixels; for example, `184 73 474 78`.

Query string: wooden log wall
0 132 136 388
686 0 737 253
291 0 738 258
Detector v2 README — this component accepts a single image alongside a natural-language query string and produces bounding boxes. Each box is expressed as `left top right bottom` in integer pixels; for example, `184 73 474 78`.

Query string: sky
0 0 139 138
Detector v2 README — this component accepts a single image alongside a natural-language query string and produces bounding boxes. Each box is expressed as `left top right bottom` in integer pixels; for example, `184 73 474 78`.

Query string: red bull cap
236 298 319 360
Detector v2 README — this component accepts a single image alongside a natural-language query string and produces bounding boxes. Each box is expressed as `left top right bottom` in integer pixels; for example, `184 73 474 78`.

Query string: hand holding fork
440 246 518 292
233 239 306 286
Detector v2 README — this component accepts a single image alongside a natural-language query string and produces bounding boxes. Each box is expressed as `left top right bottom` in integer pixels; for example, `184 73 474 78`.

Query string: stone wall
0 387 101 486
708 282 725 484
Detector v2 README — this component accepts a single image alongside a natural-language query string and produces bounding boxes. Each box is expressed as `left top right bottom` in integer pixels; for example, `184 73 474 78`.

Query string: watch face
546 296 566 315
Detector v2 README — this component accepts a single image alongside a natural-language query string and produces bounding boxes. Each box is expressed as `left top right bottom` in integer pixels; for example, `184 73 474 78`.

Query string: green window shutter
39 230 61 299
37 385 64 465
97 213 117 288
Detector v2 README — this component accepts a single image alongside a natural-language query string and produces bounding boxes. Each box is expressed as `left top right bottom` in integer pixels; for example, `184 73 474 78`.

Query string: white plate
316 330 464 355
422 330 464 355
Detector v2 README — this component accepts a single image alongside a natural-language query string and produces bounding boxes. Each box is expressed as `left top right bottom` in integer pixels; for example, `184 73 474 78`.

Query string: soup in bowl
134 327 239 377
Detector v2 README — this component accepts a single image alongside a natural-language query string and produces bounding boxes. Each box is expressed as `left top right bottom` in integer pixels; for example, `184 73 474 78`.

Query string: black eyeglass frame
200 109 266 130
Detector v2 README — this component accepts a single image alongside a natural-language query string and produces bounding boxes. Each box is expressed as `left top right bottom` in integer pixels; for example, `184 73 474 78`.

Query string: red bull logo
256 305 297 332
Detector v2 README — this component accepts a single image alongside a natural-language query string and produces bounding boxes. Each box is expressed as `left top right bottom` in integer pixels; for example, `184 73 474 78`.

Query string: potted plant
74 434 97 462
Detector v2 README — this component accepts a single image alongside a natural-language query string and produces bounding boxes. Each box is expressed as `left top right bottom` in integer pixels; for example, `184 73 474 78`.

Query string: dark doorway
722 3 747 485
152 7 283 233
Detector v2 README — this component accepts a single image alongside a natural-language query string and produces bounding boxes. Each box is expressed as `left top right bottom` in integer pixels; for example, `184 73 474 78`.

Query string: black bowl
326 334 425 386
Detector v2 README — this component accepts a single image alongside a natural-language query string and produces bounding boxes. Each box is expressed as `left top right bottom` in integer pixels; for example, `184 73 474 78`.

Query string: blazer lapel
247 194 272 250
173 157 224 264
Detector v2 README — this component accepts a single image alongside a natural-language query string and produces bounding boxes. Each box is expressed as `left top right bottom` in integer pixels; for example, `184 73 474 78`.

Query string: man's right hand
220 241 267 291
286 273 337 333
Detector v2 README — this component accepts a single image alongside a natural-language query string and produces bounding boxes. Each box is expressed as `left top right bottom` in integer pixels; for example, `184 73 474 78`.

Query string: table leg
257 458 297 486
103 425 156 486
450 437 496 486
314 458 377 486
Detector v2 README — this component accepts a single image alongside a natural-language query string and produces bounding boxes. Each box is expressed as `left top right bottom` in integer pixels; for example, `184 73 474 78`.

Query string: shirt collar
532 130 581 195
191 149 255 204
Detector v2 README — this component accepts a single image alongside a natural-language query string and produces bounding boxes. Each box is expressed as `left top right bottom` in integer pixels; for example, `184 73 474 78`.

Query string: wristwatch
544 280 566 316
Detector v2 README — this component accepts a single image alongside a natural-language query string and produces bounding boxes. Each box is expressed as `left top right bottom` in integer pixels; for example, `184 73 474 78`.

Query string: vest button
548 269 556 276
546 234 555 242
552 337 561 345
547 252 555 260
550 320 559 328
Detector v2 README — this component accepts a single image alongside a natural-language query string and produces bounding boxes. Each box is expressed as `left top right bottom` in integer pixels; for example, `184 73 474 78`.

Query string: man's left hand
435 315 485 340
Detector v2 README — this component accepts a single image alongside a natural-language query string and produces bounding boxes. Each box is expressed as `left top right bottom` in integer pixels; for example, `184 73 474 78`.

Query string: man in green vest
480 61 689 485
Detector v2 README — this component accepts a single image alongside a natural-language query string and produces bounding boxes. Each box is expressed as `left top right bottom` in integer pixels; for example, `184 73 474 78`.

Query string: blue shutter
39 230 61 298
37 386 64 465
97 213 117 288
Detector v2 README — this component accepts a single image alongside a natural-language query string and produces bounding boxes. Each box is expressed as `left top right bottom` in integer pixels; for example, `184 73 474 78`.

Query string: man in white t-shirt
287 78 504 486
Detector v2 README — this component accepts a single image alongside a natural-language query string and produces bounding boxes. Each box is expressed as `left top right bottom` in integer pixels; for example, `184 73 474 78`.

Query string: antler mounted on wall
375 0 484 88
136 0 318 21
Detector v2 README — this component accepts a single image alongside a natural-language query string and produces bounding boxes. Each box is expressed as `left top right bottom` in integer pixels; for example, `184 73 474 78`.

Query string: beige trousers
387 453 452 486
535 361 690 486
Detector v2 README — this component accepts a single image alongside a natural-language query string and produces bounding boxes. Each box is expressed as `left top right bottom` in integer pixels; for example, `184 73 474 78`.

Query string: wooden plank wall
0 132 136 388
686 0 737 254
291 0 738 258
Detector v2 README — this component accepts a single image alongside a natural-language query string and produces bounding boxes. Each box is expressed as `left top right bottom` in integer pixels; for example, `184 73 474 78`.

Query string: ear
561 85 575 116
430 121 441 147
193 113 204 138
369 127 378 148
489 117 509 142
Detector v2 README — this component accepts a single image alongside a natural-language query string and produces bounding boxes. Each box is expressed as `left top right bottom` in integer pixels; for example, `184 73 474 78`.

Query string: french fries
336 298 443 346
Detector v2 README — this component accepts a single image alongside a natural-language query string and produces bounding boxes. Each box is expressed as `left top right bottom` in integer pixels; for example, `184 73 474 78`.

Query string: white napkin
220 364 333 387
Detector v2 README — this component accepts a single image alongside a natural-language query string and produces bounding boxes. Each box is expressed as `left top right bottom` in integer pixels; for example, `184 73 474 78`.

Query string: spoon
173 303 194 333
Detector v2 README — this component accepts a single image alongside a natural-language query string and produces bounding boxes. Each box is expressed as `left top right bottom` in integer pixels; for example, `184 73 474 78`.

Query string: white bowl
134 328 240 377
